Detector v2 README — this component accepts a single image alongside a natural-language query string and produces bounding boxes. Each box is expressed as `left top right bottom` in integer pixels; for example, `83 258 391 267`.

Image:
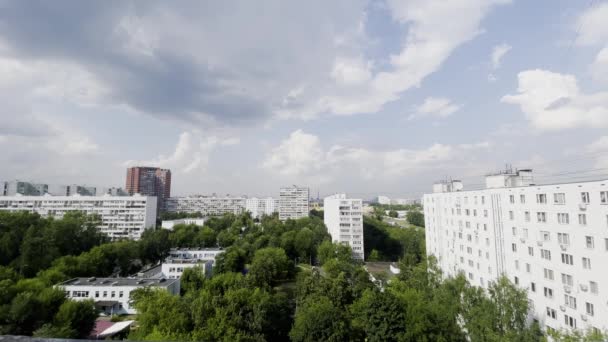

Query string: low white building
375 195 391 205
161 248 225 278
324 194 365 260
245 197 278 219
424 169 608 334
0 194 157 240
165 196 245 216
57 277 180 315
161 218 206 230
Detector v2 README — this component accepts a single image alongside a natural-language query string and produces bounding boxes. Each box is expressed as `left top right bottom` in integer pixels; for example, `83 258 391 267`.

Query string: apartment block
2 180 48 196
161 248 224 279
324 194 365 260
424 169 608 334
125 166 171 210
165 196 245 216
279 186 309 221
0 194 157 240
245 197 279 219
57 277 180 315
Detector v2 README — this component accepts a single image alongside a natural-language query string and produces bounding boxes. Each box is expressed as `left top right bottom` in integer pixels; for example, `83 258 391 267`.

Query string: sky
1 0 608 199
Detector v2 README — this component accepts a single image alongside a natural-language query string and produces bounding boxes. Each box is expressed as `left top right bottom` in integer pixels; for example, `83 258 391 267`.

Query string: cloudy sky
1 0 607 199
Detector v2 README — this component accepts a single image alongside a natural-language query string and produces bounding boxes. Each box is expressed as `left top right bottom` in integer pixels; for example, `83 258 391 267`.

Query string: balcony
579 203 587 211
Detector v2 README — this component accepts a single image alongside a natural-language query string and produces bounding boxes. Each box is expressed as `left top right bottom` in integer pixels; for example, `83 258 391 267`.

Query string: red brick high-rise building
126 166 171 211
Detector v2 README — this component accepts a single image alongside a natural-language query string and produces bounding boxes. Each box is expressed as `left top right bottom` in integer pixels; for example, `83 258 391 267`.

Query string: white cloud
124 131 240 174
262 130 490 182
501 69 608 131
330 56 372 85
586 136 608 168
279 0 510 118
491 43 511 69
410 97 461 120
591 47 608 83
576 2 608 46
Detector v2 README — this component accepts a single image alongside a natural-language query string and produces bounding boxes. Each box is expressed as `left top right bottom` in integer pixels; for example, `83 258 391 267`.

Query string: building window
512 243 517 252
601 191 608 204
561 273 573 286
95 291 99 298
586 236 594 249
557 213 569 224
537 212 546 223
119 291 123 298
544 287 553 298
590 281 598 294
510 195 515 204
541 231 550 242
537 194 547 204
605 238 608 251
514 276 519 285
564 294 577 309
512 227 517 236
531 282 536 292
520 194 526 204
546 307 556 319
103 291 107 297
509 211 514 220
581 192 590 204
586 302 595 316
554 193 566 205
564 315 576 328
526 263 531 273
583 257 592 269
541 249 551 260
515 260 519 270
483 210 488 217
525 211 530 222
561 253 574 265
528 246 534 256
543 268 554 280
558 233 570 245
578 213 587 226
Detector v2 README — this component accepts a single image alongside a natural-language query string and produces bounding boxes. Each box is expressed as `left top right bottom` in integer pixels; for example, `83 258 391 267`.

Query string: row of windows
510 210 608 226
508 191 608 205
67 290 125 298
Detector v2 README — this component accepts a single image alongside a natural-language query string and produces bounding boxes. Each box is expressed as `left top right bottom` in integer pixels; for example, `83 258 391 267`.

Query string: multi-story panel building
57 277 180 314
279 186 309 221
324 194 365 260
424 169 608 334
245 197 278 219
0 194 157 240
161 248 224 279
125 166 171 210
2 180 49 196
165 196 246 216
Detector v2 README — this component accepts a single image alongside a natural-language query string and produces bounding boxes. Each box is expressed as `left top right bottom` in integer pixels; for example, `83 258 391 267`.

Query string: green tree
51 300 97 338
388 210 398 218
248 247 293 287
406 210 425 227
290 295 350 342
350 288 407 341
180 266 206 295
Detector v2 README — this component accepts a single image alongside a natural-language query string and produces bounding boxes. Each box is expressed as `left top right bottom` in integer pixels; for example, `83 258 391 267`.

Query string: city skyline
1 1 607 197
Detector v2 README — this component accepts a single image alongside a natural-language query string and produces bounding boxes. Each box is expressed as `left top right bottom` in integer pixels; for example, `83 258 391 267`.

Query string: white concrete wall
324 194 364 260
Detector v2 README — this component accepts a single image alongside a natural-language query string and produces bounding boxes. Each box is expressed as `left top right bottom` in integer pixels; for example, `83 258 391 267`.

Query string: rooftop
58 277 179 287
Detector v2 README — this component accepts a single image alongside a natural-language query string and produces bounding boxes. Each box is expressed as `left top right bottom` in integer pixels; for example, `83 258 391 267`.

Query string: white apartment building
375 195 391 205
165 196 245 216
424 169 608 334
0 194 157 240
57 277 180 314
245 197 278 219
279 186 309 221
161 218 206 230
324 194 365 260
161 248 224 278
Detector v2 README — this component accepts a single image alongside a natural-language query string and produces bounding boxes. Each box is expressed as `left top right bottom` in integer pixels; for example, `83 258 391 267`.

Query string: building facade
125 166 171 210
279 186 309 221
423 169 608 334
57 277 180 314
0 194 157 240
2 180 49 196
324 194 365 260
245 197 278 219
161 248 224 279
165 196 245 216
161 218 206 230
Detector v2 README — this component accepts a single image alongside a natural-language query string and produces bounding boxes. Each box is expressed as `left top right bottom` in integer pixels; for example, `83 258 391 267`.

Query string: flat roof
426 177 608 195
58 277 179 287
170 247 224 252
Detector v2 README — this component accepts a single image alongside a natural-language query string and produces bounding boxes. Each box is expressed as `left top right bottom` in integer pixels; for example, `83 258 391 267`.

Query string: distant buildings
161 218 206 230
374 195 391 205
161 248 224 279
324 194 364 260
2 180 48 196
0 194 157 240
165 196 245 216
126 166 171 210
57 277 180 315
373 195 418 205
279 186 309 221
245 197 278 219
424 168 608 333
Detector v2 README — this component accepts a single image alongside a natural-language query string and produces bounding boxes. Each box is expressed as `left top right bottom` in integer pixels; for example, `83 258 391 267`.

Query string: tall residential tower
324 194 364 260
126 166 171 210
